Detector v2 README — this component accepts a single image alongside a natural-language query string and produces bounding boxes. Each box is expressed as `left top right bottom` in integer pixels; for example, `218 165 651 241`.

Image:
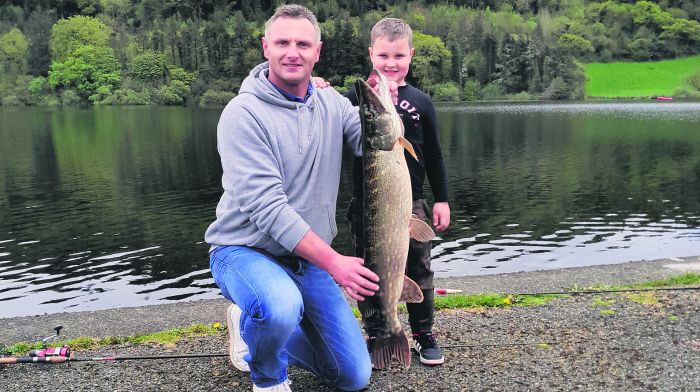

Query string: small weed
591 297 615 307
667 315 679 322
599 309 616 316
626 292 658 305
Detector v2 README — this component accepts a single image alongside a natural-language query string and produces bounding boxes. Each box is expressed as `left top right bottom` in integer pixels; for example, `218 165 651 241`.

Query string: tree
410 32 452 94
50 16 111 62
659 19 700 56
24 8 57 76
48 45 121 103
129 50 167 83
0 28 28 75
555 33 593 58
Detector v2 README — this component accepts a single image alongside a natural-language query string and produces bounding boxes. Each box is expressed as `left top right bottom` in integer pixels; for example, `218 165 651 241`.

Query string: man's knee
334 361 372 391
250 287 303 330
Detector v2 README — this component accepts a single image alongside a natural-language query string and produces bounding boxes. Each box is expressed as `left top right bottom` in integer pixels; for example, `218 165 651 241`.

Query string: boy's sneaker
226 303 250 372
412 331 444 365
253 380 292 392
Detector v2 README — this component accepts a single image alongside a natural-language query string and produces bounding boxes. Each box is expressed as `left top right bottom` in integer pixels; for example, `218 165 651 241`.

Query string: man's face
262 17 322 94
368 36 414 86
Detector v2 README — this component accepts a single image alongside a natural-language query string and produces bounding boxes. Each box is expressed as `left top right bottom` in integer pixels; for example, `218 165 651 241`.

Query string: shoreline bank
2 255 699 345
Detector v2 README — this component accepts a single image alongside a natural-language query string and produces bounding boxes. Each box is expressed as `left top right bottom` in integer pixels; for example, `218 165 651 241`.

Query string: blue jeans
209 245 372 390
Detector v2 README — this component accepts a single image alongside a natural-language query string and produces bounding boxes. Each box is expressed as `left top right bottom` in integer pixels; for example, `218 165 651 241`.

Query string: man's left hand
432 202 450 232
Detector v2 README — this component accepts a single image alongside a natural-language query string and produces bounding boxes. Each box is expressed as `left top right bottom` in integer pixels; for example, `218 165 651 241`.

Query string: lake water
1 102 698 317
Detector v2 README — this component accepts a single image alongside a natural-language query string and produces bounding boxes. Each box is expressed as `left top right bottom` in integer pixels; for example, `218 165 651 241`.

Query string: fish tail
371 330 411 369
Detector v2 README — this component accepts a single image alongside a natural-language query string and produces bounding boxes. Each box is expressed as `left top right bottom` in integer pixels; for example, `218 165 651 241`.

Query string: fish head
356 69 404 152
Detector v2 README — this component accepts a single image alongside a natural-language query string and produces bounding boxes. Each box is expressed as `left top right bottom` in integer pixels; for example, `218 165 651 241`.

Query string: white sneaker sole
226 304 250 372
419 355 445 365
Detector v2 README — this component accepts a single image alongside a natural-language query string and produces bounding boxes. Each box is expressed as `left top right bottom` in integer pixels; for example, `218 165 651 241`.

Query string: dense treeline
0 0 699 106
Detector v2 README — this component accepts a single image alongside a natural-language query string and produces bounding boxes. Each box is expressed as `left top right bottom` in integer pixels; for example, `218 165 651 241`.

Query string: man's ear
262 37 269 59
368 46 373 57
315 41 323 62
409 47 415 59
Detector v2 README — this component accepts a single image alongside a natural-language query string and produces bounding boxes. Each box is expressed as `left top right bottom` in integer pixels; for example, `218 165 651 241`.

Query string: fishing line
510 285 700 296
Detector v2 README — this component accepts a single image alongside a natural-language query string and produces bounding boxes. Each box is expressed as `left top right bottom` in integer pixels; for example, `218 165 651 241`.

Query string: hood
238 62 317 110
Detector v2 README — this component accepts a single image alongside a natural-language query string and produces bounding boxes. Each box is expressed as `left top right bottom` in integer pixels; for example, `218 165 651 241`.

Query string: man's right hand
328 254 379 301
293 230 379 301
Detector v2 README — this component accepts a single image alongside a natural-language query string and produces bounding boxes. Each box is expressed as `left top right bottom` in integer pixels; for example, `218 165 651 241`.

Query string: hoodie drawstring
296 97 318 155
296 105 302 154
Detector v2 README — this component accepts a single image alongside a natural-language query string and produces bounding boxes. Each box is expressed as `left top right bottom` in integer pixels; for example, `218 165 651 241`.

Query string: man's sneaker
412 331 444 365
253 380 292 392
226 303 250 372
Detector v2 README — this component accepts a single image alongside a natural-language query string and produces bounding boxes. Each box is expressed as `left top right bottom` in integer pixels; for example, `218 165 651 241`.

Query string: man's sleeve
218 104 310 251
340 90 362 157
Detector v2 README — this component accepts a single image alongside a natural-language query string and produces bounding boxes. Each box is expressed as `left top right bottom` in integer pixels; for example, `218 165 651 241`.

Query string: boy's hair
370 18 413 47
265 4 321 43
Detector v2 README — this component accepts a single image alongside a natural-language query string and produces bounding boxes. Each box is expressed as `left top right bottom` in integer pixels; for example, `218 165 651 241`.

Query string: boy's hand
312 76 330 89
432 202 450 232
366 74 398 105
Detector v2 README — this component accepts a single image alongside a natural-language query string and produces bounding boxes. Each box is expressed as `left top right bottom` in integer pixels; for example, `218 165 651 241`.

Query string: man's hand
432 202 451 232
312 76 330 89
293 230 378 301
327 254 380 301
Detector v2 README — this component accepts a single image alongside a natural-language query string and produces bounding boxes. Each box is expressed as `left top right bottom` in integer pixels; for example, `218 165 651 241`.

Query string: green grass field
584 55 700 98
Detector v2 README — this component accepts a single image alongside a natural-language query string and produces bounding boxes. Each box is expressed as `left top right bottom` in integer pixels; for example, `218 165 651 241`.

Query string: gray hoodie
205 62 362 256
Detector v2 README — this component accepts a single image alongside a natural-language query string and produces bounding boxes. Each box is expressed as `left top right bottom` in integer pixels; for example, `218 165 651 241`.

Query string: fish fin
399 137 418 161
409 218 435 242
399 276 424 303
371 331 411 369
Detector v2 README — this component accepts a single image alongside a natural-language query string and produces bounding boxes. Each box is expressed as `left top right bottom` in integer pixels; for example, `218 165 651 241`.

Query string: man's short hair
265 4 321 42
370 18 413 47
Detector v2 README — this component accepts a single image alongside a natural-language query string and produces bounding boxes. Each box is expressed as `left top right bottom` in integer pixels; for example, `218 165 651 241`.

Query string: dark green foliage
0 0 698 104
431 82 461 101
199 89 236 106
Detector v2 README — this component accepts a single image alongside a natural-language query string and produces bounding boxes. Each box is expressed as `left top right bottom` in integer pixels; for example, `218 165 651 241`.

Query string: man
205 5 379 392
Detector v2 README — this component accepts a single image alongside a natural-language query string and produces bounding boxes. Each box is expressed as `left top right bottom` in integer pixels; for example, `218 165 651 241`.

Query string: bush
153 80 191 105
199 89 236 106
507 91 536 101
542 77 570 100
2 95 20 106
28 76 50 97
673 86 700 99
463 80 480 101
687 72 700 92
431 82 461 102
155 85 184 105
99 88 152 105
481 82 504 100
60 89 82 105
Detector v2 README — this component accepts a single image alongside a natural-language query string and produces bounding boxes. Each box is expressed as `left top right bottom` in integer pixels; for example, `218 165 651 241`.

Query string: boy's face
262 17 322 95
368 36 414 86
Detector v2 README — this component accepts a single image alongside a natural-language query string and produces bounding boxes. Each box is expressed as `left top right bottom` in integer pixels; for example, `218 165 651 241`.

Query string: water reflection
0 103 698 317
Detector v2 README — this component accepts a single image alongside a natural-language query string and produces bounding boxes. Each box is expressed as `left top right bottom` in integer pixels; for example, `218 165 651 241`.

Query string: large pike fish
355 69 435 369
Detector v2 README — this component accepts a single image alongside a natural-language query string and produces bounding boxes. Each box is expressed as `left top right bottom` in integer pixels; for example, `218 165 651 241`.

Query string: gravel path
2 256 700 391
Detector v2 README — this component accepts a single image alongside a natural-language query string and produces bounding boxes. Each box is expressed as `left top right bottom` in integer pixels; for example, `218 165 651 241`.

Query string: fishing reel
28 326 71 358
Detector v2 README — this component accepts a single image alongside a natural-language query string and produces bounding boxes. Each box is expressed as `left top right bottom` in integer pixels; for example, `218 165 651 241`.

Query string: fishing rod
0 352 228 365
0 324 229 365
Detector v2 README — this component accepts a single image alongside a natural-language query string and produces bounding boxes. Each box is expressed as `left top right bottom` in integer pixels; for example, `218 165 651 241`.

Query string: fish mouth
357 69 390 114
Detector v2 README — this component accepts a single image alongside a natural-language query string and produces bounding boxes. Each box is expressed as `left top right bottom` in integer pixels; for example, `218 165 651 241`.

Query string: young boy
345 18 451 366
